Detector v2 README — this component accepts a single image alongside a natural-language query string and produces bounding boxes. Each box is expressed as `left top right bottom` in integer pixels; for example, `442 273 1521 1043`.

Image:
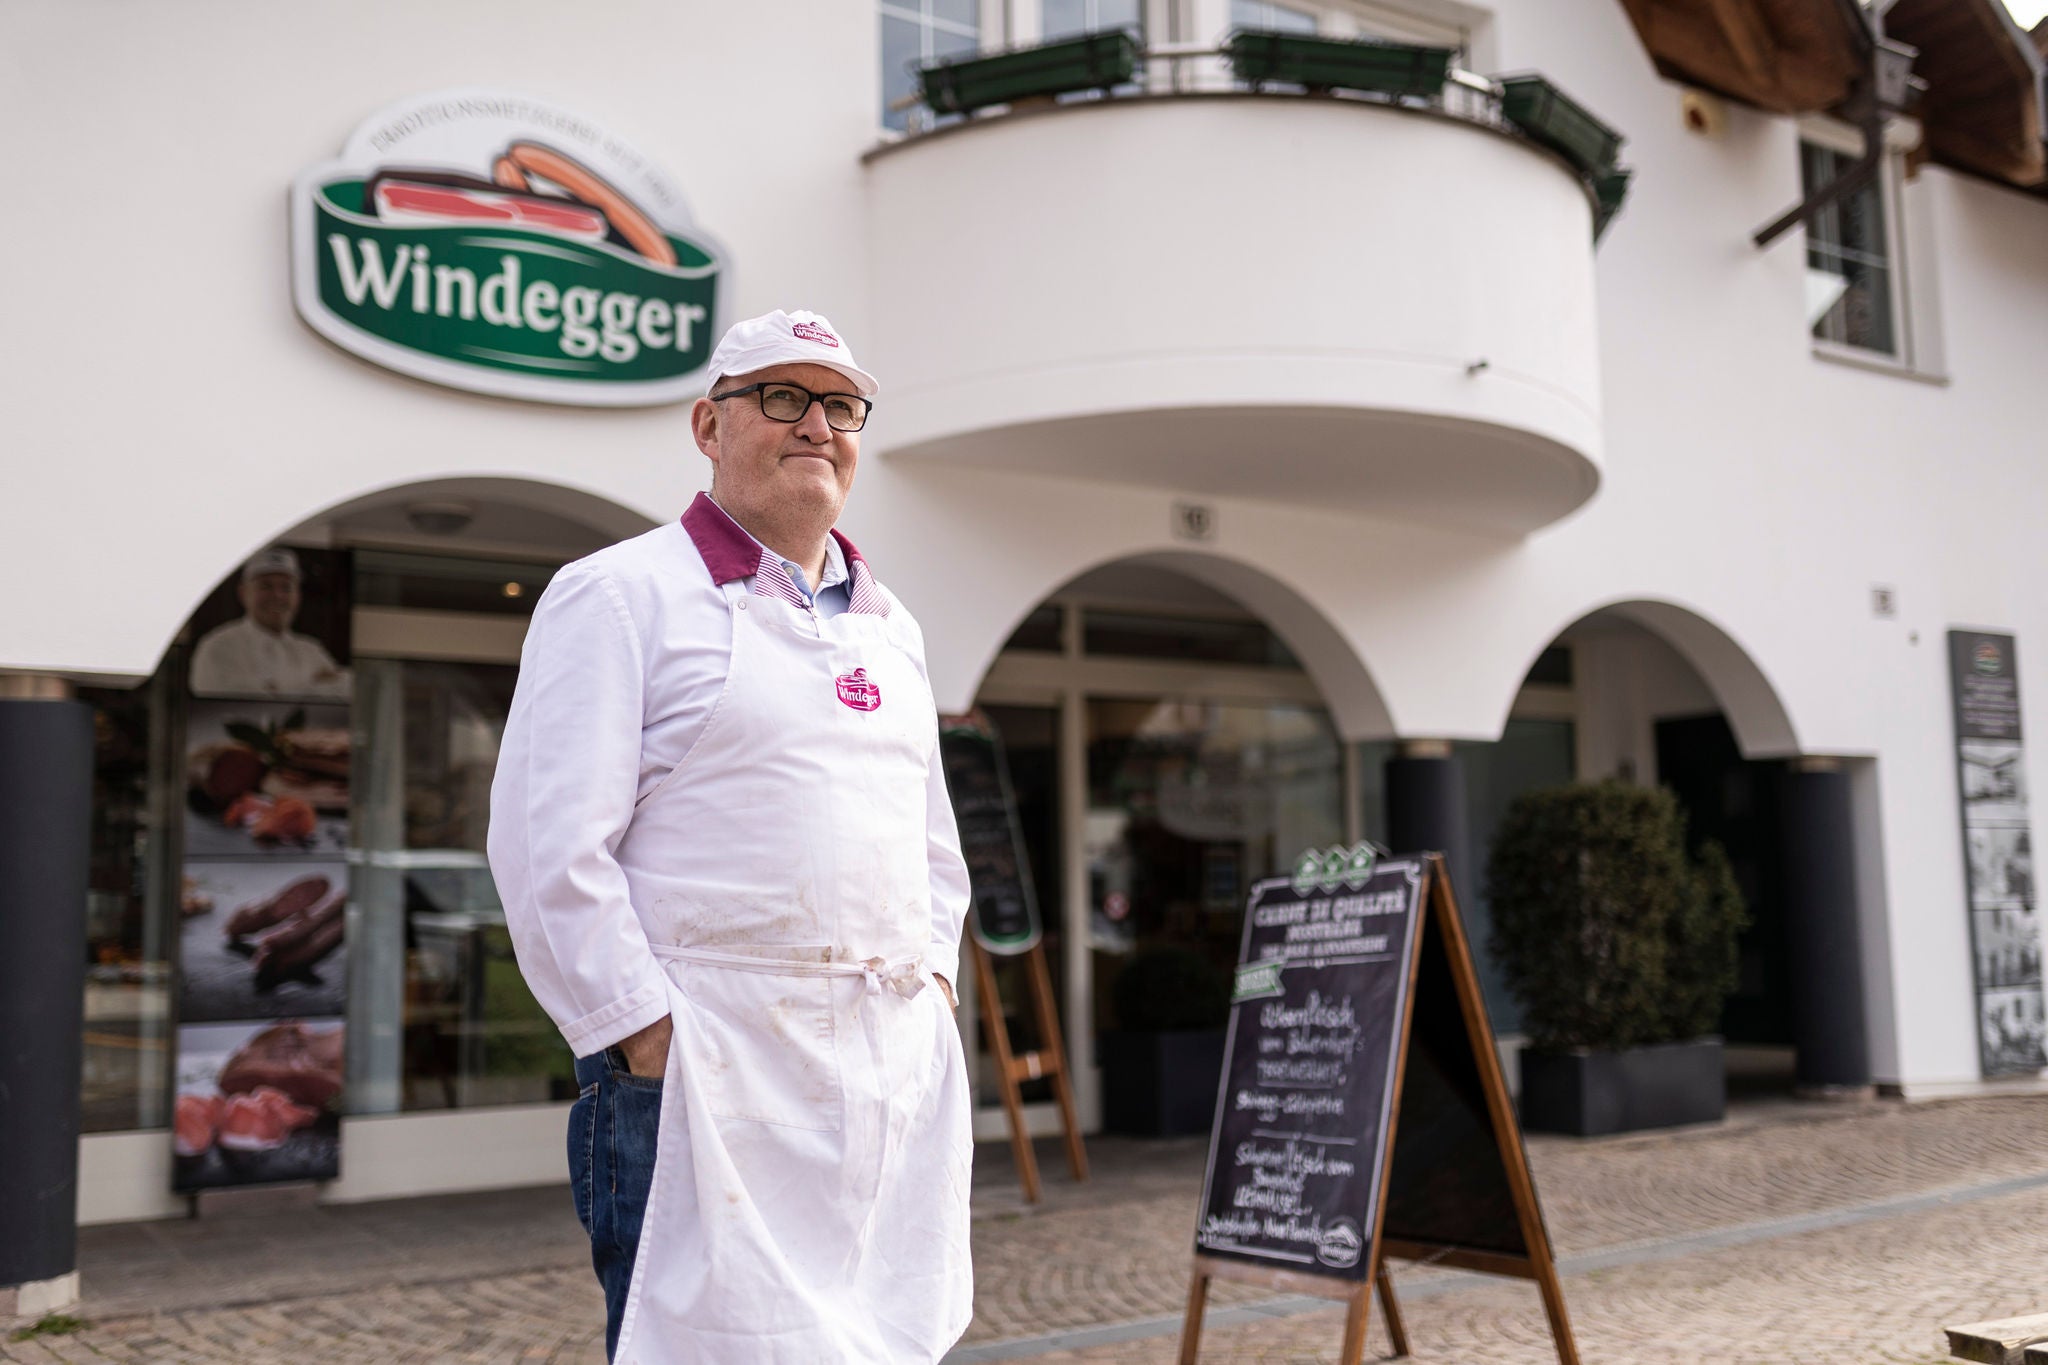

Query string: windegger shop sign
291 91 727 405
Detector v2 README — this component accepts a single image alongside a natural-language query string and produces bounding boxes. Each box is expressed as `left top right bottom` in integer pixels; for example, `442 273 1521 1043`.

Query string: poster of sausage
177 862 349 1022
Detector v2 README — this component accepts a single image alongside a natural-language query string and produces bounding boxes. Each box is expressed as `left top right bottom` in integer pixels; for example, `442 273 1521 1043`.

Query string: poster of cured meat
177 862 349 1023
174 1020 345 1192
184 700 351 857
174 546 352 1194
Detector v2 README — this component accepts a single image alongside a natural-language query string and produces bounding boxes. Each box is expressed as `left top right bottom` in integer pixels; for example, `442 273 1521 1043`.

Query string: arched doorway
1482 600 1865 1099
963 557 1384 1139
75 479 654 1218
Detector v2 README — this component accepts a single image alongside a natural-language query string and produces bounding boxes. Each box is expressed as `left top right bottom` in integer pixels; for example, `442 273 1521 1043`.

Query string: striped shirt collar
680 492 891 617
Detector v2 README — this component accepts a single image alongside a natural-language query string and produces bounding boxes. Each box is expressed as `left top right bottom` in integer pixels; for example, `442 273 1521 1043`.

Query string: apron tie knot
860 956 926 999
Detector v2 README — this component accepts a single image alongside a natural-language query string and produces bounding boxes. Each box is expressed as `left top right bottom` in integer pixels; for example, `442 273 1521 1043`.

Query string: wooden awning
1612 0 1868 112
1884 0 2046 187
1613 0 2047 189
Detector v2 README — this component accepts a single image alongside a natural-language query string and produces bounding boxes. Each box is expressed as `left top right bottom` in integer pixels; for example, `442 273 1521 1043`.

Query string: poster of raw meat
184 700 351 857
178 863 349 1023
173 1019 345 1193
184 546 352 702
1948 630 2048 1075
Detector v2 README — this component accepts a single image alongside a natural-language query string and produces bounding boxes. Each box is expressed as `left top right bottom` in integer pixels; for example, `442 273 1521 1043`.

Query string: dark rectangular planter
1592 165 1632 240
1225 31 1454 99
918 31 1140 117
1518 1037 1725 1137
1099 1028 1226 1136
1497 73 1624 177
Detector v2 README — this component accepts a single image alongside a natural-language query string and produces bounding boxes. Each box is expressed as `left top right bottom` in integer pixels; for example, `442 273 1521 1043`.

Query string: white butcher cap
704 309 878 398
242 548 303 582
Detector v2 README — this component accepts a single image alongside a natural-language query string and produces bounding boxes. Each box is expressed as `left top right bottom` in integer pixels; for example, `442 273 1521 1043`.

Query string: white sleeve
925 737 971 988
488 565 670 1057
187 625 235 696
891 596 970 986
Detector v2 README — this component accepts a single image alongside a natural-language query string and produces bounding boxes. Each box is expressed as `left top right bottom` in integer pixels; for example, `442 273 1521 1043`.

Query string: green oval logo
292 92 727 406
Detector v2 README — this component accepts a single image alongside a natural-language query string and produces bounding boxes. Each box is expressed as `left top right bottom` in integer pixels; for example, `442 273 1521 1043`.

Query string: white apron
608 580 975 1365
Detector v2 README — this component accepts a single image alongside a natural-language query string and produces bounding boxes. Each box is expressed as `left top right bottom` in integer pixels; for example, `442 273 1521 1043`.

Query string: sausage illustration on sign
502 142 678 266
363 142 680 268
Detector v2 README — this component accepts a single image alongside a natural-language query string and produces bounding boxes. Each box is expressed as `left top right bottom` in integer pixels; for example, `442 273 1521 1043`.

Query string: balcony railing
901 28 1631 240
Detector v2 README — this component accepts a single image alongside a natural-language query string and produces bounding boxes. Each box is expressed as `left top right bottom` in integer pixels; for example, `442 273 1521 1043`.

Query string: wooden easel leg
1026 943 1089 1181
1532 1256 1581 1365
1376 1265 1410 1358
1176 1267 1211 1365
972 939 1041 1203
1338 1281 1373 1365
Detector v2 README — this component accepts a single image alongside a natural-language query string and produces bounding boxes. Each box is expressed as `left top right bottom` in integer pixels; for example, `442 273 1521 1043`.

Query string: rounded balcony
863 89 1607 534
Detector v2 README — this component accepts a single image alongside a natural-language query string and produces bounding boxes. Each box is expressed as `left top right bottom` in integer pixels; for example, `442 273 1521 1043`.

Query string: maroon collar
680 491 874 586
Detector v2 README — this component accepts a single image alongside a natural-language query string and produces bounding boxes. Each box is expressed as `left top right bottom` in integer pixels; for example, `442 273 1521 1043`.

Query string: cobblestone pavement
4 1095 2045 1364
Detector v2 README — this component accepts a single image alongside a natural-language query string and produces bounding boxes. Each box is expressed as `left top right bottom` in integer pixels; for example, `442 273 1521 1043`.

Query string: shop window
974 704 1067 1101
881 0 982 131
351 657 576 1112
1230 0 1320 32
1526 644 1573 687
354 551 556 616
1802 140 1898 358
1352 718 1576 1036
1042 0 1144 41
77 673 176 1134
1001 603 1066 653
1083 608 1301 667
1088 698 1342 1036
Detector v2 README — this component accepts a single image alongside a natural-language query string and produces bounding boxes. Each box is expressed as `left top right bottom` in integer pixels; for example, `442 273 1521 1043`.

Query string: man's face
691 362 861 527
240 572 301 632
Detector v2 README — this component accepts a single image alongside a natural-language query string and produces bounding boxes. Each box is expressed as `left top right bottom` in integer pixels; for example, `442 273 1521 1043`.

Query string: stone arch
955 545 1395 740
1496 594 1803 759
140 475 658 680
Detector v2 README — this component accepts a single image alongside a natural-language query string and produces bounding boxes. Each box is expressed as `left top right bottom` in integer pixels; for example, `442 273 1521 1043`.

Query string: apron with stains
607 578 974 1364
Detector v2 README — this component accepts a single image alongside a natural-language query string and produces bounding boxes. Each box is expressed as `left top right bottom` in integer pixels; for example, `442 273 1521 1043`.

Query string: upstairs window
1230 0 1320 31
1043 0 1144 41
1801 141 1898 358
881 1 981 131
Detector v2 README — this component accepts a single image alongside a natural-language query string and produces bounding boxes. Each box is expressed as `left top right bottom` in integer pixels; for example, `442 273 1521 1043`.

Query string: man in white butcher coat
188 548 351 700
489 309 975 1364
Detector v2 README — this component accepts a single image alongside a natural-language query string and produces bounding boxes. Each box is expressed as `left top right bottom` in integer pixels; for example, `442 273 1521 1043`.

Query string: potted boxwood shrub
1098 945 1232 1136
1487 780 1746 1136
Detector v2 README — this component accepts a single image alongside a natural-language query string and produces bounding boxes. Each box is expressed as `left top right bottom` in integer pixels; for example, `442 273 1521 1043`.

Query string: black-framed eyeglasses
710 381 873 433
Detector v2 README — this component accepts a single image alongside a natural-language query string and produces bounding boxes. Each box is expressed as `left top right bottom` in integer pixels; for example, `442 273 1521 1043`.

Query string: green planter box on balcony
1497 74 1624 176
1224 30 1454 99
917 30 1140 118
1593 165 1632 239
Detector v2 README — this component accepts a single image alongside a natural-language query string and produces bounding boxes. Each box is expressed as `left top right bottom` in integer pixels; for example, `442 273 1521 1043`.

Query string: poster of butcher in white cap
187 545 352 702
173 1019 345 1193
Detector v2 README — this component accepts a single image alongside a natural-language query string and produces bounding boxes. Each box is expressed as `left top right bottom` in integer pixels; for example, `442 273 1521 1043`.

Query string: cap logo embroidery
835 668 882 711
792 321 841 347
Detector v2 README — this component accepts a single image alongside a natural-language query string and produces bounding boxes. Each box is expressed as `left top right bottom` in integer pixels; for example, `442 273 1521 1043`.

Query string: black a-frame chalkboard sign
1179 852 1579 1365
939 711 1087 1204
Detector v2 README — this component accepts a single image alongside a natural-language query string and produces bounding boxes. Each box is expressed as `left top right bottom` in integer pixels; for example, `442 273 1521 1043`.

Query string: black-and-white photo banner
1948 630 2047 1076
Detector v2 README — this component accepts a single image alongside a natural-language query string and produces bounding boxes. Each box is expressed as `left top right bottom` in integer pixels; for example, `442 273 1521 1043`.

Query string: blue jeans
568 1046 665 1361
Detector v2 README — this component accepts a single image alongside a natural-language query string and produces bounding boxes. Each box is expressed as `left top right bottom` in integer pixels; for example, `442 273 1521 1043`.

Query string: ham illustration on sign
291 91 728 405
837 669 882 712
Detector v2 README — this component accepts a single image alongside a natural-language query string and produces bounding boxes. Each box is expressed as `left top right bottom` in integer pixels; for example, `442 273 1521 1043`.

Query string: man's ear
690 396 722 468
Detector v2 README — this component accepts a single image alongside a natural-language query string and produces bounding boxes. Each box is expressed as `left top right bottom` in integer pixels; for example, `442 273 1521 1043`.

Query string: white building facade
3 0 2045 1228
